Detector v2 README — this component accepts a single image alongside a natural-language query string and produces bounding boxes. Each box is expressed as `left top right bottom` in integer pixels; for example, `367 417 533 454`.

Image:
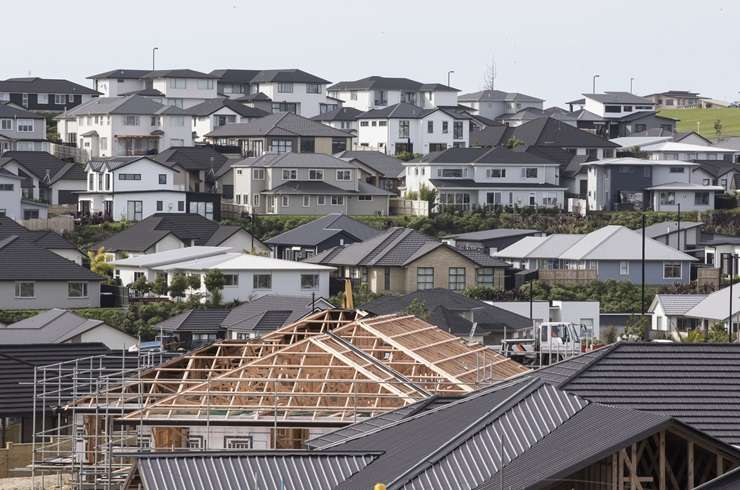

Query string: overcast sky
6 0 739 107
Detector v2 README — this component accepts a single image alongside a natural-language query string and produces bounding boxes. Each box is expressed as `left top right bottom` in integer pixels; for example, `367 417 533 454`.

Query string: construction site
26 309 530 489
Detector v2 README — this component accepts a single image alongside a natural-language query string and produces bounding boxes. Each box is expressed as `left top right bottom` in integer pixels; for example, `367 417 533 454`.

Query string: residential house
0 234 103 309
311 106 362 133
0 169 25 221
221 295 334 339
644 90 702 109
627 129 713 146
88 69 219 108
701 235 740 271
204 112 353 156
491 300 601 339
566 92 676 138
0 216 84 264
692 160 738 193
583 157 723 211
155 309 231 349
185 98 268 142
334 150 405 193
0 102 47 153
0 77 98 113
55 96 193 158
232 91 273 113
443 228 545 255
684 284 740 332
210 69 337 117
113 246 334 303
355 103 470 155
78 156 220 222
264 213 380 260
0 151 85 205
305 227 510 294
231 152 392 216
648 294 706 334
613 138 737 163
361 288 532 344
96 213 267 260
644 220 704 251
153 146 230 193
0 309 136 349
494 224 697 285
457 89 544 120
406 147 567 210
327 76 459 111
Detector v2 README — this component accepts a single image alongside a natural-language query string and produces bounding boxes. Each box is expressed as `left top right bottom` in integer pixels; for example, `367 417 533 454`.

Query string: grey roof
335 151 404 178
183 98 268 118
328 76 456 92
421 146 555 164
618 110 676 122
265 213 380 247
155 309 230 334
684 284 740 321
0 102 45 119
0 77 98 95
650 294 708 316
457 89 543 103
96 213 251 252
0 168 22 179
233 91 272 102
311 107 363 122
209 69 261 83
445 228 541 242
535 342 740 446
510 116 619 148
205 112 352 138
86 156 179 173
118 88 165 97
249 69 330 84
221 295 333 333
142 69 219 79
265 180 356 195
0 151 85 182
584 91 655 104
643 220 704 238
0 309 108 344
235 151 359 169
0 235 101 281
494 107 550 122
0 217 77 250
87 69 151 80
693 160 738 178
154 146 228 172
127 451 378 490
696 466 740 489
702 234 740 246
429 179 565 189
359 102 436 119
61 95 188 116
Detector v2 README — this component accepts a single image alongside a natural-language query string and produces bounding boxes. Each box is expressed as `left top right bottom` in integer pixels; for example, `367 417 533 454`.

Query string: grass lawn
658 107 740 140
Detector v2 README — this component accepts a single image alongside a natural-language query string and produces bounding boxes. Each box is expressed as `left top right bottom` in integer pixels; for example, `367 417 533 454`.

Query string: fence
221 202 249 220
20 215 75 234
538 269 598 286
0 442 33 478
389 198 428 217
697 267 721 290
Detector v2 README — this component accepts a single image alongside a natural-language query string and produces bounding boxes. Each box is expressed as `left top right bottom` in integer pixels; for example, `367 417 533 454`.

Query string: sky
6 0 740 107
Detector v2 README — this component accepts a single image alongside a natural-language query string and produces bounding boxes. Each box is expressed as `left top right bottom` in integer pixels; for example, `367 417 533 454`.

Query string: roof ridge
366 228 412 266
573 225 623 260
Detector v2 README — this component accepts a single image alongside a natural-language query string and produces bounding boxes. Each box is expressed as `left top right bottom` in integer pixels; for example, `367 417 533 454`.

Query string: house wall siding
597 260 690 285
0 281 101 309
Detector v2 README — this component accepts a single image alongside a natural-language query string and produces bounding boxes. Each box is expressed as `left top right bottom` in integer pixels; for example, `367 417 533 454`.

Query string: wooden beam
660 430 666 490
688 440 694 489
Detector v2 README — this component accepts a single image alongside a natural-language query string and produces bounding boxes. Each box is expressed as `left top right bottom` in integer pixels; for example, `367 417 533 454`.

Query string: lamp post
592 74 600 93
152 47 159 71
447 70 455 88
730 254 737 342
630 77 635 94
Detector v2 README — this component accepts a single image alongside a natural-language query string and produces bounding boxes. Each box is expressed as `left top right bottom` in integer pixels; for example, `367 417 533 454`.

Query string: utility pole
152 47 159 71
641 214 646 316
730 255 736 343
676 203 681 251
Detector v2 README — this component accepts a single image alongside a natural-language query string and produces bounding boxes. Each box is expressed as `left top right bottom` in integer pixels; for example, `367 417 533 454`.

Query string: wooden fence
538 269 598 286
390 198 429 217
20 215 75 234
0 442 32 478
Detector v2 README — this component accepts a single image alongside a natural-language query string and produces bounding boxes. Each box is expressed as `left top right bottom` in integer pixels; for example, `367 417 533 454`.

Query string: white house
113 246 334 303
311 107 363 133
648 294 706 334
406 147 566 210
0 168 23 220
457 90 544 120
701 236 740 270
580 92 656 119
357 104 470 155
185 98 269 143
489 300 600 339
56 96 193 158
327 76 459 112
612 138 738 163
0 151 86 206
78 156 188 221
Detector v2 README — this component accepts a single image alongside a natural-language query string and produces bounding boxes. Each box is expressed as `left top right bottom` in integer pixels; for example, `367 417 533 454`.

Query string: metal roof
265 213 380 247
684 284 740 321
444 228 541 242
335 151 404 178
0 235 101 281
649 294 708 316
0 77 99 95
643 220 704 238
583 91 654 104
222 295 333 333
205 112 352 138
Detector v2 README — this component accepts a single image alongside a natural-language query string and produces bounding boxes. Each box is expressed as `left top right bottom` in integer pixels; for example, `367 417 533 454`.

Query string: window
619 261 629 275
301 274 319 289
695 192 710 205
272 101 298 113
336 170 351 181
399 120 410 138
442 121 449 134
223 274 239 287
126 200 143 221
187 436 204 450
270 139 293 153
330 196 345 205
196 79 214 89
253 274 272 289
282 169 297 180
453 121 463 139
350 91 358 100
88 173 95 190
0 119 12 130
99 137 108 150
119 174 142 181
253 168 265 180
277 82 294 93
68 94 74 103
124 115 140 126
634 124 647 133
669 167 685 173
416 267 434 290
378 121 387 127
427 121 434 133
23 209 39 219
53 94 66 105
171 116 185 127
300 138 315 153
476 268 494 287
0 184 13 191
17 119 34 132
224 437 253 449
281 195 289 207
622 105 633 112
663 262 682 280
68 282 88 298
438 168 465 178
22 94 29 107
168 78 187 89
523 168 538 178
360 121 369 127
448 267 466 291
358 195 372 201
253 194 260 206
156 200 163 211
604 105 621 113
486 192 502 205
15 281 34 298
235 194 241 204
486 168 505 178
318 196 326 205
178 201 184 211
384 267 391 290
659 192 675 205
38 94 48 104
306 83 320 94
158 174 167 184
309 169 324 180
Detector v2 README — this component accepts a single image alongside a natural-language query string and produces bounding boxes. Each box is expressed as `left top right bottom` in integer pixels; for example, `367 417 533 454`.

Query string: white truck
500 322 592 366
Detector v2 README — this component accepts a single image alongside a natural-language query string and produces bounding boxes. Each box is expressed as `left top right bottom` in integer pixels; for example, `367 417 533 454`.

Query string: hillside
659 107 740 139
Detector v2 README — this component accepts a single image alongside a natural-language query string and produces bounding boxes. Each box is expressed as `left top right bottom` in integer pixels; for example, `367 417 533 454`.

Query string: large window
663 262 682 280
309 169 324 180
448 267 466 291
427 121 434 133
604 105 621 113
15 281 34 298
437 168 465 178
695 192 710 205
300 138 315 153
416 267 434 290
17 119 34 132
453 121 463 139
223 274 239 287
659 192 675 205
306 83 321 94
669 167 685 174
270 139 293 153
0 119 12 130
224 437 253 449
336 170 351 181
252 168 265 180
523 168 538 178
619 261 630 275
277 82 294 93
0 184 14 191
158 174 167 184
301 274 319 289
398 120 410 138
282 169 297 180
253 274 272 289
126 200 143 221
331 137 347 154
119 174 142 180
168 78 187 89
196 79 214 89
68 282 88 298
486 168 506 178
384 267 391 290
476 268 494 287
124 116 140 126
272 102 298 113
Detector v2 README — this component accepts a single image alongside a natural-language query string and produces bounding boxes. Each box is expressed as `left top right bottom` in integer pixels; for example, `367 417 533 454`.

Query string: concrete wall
0 281 101 309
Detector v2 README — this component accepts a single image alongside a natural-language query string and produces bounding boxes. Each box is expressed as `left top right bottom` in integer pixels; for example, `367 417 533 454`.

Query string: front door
579 180 588 198
79 200 91 216
104 200 113 218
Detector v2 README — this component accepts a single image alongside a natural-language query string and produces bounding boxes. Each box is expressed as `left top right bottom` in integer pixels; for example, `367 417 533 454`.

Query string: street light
592 74 600 93
152 47 159 71
630 77 635 94
447 70 455 88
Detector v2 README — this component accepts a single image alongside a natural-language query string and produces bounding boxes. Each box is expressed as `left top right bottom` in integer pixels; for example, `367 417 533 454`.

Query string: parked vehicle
500 322 592 366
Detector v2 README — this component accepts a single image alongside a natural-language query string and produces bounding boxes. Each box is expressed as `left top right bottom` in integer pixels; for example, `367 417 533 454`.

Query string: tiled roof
265 213 380 247
0 235 101 281
205 112 352 138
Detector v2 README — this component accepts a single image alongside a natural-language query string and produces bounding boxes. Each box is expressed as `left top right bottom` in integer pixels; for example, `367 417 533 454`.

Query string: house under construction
30 310 529 488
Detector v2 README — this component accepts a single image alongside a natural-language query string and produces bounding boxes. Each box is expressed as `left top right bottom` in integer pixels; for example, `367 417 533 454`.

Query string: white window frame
302 195 310 207
68 282 88 298
301 274 320 290
223 273 239 287
38 93 48 104
15 281 35 298
281 195 289 207
253 168 265 180
309 169 324 181
17 119 34 132
619 261 629 276
336 169 351 181
282 169 297 180
0 119 12 130
663 262 682 280
54 94 66 105
253 194 260 207
252 274 272 290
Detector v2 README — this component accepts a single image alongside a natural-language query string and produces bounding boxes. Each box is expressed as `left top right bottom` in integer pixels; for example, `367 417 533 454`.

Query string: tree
204 270 225 306
88 247 113 279
624 315 650 341
714 119 723 140
129 275 151 296
505 137 524 150
483 56 497 91
418 184 438 208
403 298 430 321
169 272 188 302
151 274 169 297
707 321 730 343
187 274 201 291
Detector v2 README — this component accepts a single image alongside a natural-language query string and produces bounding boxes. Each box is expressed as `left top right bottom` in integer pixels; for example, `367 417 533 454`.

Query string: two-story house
185 98 269 142
0 77 99 113
231 152 392 216
55 95 193 158
0 103 47 153
457 90 544 120
356 104 470 155
210 69 338 117
406 147 566 210
584 157 724 212
0 151 85 205
311 107 363 134
205 112 353 157
326 76 459 111
644 90 702 109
